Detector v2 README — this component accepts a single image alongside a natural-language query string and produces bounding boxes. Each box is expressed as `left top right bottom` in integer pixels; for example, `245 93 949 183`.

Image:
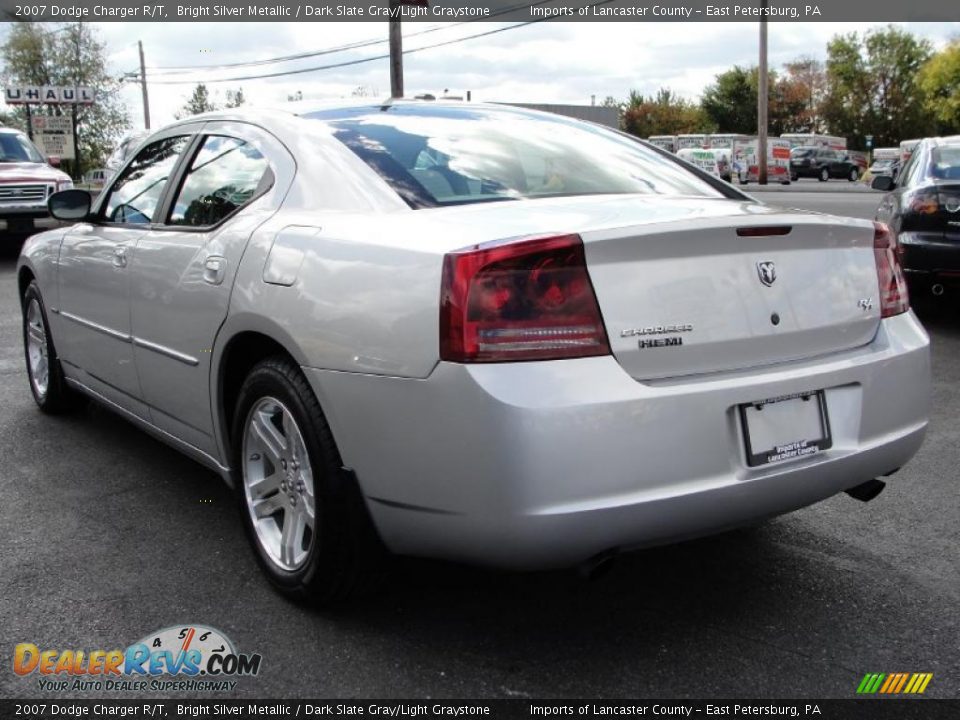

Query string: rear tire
232 356 386 604
22 281 76 414
819 167 829 182
849 167 860 182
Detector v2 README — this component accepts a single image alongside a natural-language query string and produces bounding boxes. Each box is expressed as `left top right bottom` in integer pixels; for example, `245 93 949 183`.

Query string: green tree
918 40 960 135
622 88 713 137
177 83 219 118
700 66 756 134
700 65 806 136
822 26 934 148
225 87 245 109
0 22 130 178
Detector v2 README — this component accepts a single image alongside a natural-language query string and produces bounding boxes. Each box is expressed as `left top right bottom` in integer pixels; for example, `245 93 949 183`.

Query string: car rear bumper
304 312 930 569
900 231 960 285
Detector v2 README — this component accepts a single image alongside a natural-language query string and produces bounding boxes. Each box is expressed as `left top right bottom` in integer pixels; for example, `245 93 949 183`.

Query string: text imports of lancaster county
533 3 823 18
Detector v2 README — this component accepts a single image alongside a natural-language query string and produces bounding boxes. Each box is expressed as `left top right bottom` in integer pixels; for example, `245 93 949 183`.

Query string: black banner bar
0 0 957 23
1 700 958 720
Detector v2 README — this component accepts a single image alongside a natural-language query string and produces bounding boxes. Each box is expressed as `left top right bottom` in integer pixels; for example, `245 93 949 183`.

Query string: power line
144 2 614 86
143 0 560 77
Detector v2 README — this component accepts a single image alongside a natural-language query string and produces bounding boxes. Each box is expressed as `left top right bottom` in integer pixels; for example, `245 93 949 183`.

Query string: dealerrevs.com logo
14 625 262 692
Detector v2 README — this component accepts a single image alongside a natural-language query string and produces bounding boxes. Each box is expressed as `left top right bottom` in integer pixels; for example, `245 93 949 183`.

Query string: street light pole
757 2 769 185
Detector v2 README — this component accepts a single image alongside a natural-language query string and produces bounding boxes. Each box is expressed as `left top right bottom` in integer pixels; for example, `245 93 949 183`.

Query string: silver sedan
17 102 930 602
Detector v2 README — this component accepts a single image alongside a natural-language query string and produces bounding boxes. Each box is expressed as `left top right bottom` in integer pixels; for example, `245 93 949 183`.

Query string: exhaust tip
845 478 886 502
932 284 945 296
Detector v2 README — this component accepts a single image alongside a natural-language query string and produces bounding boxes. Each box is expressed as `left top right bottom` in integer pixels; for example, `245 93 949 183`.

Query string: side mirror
49 189 93 221
871 175 896 192
47 155 61 167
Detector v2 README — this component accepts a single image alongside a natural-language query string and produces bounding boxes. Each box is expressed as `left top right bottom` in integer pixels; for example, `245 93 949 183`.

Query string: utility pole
138 40 151 129
389 0 403 98
388 1 429 99
757 2 769 185
73 22 82 177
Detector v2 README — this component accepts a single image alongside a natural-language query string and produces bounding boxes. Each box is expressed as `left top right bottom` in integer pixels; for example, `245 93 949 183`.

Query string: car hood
0 161 70 183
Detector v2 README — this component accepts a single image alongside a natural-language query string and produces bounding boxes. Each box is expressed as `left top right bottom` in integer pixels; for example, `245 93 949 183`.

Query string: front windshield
0 133 45 163
308 105 726 209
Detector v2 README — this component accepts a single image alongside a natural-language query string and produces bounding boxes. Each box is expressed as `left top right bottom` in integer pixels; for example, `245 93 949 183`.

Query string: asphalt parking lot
1 185 958 701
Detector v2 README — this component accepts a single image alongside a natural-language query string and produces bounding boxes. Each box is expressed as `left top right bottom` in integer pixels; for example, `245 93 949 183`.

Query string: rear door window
167 135 271 227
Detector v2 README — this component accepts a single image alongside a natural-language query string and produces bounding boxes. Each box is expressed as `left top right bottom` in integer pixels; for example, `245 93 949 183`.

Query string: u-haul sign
4 86 95 105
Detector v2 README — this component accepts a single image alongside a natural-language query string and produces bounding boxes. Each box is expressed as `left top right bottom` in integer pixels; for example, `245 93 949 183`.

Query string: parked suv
0 127 73 234
790 146 861 182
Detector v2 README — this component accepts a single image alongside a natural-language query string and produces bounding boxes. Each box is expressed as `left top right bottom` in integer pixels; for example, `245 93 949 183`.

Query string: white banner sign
31 116 76 160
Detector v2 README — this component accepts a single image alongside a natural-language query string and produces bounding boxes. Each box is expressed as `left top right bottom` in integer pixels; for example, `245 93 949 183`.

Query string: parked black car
873 136 960 298
790 146 861 182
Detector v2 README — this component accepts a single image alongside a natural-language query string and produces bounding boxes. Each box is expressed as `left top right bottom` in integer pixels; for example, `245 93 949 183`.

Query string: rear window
930 145 960 180
791 148 816 158
307 105 726 209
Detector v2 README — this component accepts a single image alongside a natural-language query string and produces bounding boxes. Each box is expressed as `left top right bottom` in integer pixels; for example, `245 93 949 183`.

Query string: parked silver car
18 102 930 602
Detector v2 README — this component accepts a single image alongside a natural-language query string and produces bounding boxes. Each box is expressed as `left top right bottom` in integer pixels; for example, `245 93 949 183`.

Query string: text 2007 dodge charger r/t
18 102 929 602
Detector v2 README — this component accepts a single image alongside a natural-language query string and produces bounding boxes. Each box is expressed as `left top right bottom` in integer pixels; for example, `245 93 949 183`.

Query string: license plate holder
739 391 832 467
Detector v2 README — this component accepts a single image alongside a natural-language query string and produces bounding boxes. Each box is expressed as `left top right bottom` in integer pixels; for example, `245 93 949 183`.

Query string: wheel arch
17 264 36 304
211 316 314 479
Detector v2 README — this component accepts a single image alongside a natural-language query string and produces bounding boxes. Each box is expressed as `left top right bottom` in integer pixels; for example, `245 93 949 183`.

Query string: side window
103 136 189 224
899 146 922 188
167 135 271 227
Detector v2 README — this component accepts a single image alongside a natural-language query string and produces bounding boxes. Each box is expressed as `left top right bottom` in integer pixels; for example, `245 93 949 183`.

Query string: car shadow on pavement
912 295 960 335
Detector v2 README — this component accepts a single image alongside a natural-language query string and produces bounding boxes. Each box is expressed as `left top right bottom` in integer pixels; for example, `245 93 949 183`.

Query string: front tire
819 167 829 182
232 357 385 604
22 281 74 413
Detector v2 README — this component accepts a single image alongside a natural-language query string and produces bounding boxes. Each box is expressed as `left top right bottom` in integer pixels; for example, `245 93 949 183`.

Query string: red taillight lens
440 234 611 363
906 189 939 215
873 222 909 318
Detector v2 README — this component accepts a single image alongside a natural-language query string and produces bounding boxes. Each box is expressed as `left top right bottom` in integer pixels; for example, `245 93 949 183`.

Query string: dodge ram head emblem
757 261 777 287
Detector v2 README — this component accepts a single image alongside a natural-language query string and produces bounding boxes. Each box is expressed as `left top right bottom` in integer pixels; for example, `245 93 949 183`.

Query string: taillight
873 222 909 318
440 233 610 363
904 188 939 216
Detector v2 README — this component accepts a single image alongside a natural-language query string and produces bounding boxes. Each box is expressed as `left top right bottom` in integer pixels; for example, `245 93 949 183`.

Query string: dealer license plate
739 391 832 467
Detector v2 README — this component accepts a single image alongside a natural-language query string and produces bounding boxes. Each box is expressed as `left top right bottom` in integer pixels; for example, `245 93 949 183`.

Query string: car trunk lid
579 211 881 380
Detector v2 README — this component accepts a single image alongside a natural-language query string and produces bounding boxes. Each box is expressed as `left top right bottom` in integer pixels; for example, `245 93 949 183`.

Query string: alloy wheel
241 396 316 571
25 298 49 400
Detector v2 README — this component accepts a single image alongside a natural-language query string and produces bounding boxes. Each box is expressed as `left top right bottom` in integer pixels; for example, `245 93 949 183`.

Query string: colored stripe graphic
857 672 932 694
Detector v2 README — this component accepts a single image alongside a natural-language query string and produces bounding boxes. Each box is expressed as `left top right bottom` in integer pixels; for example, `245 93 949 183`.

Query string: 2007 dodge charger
18 102 930 602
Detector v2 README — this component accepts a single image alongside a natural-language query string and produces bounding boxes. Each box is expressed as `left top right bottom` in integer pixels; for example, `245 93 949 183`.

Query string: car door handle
203 256 226 285
113 246 127 268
